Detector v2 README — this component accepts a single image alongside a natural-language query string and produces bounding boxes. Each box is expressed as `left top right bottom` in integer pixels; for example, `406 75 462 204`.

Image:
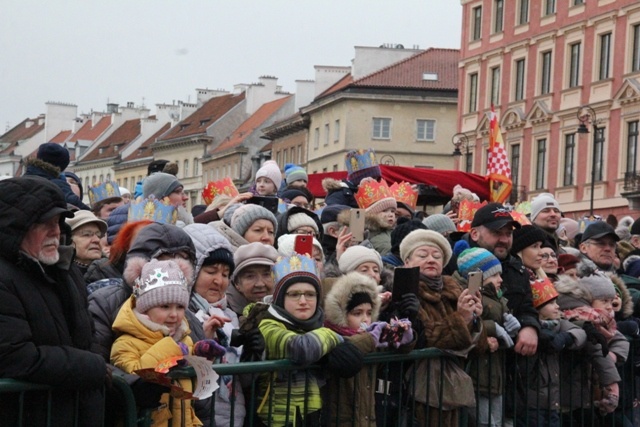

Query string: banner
487 107 513 203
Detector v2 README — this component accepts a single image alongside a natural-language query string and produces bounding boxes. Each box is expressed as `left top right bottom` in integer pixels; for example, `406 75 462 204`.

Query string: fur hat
399 229 452 265
511 225 547 256
338 245 383 274
255 160 282 190
287 213 319 234
284 164 308 184
143 172 182 199
530 194 561 221
324 272 381 327
272 254 321 307
133 259 192 313
454 240 502 280
37 142 70 171
423 214 457 235
232 242 279 282
230 204 277 237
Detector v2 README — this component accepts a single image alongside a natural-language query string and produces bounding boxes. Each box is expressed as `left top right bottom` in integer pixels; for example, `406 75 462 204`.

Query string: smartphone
294 234 313 256
349 208 366 243
247 196 279 215
392 267 420 302
467 270 483 295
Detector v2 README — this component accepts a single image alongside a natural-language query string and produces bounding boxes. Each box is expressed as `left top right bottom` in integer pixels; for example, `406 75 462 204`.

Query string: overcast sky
0 1 462 132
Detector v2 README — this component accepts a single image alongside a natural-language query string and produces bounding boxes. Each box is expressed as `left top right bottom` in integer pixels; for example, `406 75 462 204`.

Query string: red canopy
306 165 489 202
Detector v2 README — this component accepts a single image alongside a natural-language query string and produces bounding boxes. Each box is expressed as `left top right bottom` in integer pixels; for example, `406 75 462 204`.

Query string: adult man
578 221 620 273
0 176 107 425
468 203 539 356
530 193 562 251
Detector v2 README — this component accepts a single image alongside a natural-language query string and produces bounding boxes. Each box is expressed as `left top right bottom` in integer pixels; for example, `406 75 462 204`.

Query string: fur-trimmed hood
24 157 62 179
322 177 346 193
555 274 592 310
337 208 393 232
611 273 634 318
324 272 381 327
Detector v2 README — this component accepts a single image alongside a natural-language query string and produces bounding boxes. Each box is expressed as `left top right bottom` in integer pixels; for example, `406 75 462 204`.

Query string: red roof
0 117 45 155
80 119 141 162
68 116 112 142
212 96 292 154
50 130 72 143
159 93 246 141
123 122 171 162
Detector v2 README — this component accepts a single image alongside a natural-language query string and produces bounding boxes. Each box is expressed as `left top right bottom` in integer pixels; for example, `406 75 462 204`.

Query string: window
469 73 478 113
569 42 581 87
540 51 552 94
290 147 295 164
314 127 319 149
518 0 529 25
116 178 120 186
599 33 611 80
123 177 128 188
322 167 327 173
298 145 303 164
511 144 520 187
106 173 111 181
324 123 329 146
372 118 391 139
276 150 282 166
99 174 104 183
416 119 436 141
465 151 473 173
334 120 340 143
514 59 525 101
333 164 338 172
573 0 584 5
493 0 504 33
472 6 482 40
544 0 555 16
564 134 575 186
183 159 189 177
633 24 640 72
536 139 546 190
283 149 288 165
594 127 605 181
627 121 639 174
193 158 199 176
490 66 501 106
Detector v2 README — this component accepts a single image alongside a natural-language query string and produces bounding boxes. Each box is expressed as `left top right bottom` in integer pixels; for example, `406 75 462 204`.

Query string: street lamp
452 133 471 172
576 105 601 217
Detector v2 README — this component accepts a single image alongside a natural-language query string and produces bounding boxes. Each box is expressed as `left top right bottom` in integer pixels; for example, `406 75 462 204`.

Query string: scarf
422 274 443 292
266 304 325 332
324 320 361 337
563 306 616 341
191 292 228 314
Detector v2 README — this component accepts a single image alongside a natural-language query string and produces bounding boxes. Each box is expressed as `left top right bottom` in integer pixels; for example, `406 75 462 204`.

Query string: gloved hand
244 328 265 355
193 339 226 360
494 324 514 348
594 383 619 414
177 341 190 356
583 322 609 356
398 293 420 323
367 321 390 348
550 331 574 352
394 322 414 348
503 313 521 337
325 340 364 378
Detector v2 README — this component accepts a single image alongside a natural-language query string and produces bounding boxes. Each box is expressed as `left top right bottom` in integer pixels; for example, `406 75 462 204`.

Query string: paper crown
201 177 239 205
355 178 393 210
510 211 532 227
531 278 559 308
345 149 380 175
128 196 178 224
390 182 418 210
272 254 318 285
133 263 186 299
88 181 121 205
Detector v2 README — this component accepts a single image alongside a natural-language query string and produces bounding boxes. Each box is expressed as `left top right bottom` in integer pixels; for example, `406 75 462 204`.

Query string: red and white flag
487 106 512 203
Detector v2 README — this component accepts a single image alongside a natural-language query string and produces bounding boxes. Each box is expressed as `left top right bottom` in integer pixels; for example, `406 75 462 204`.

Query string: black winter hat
391 217 427 253
320 204 351 224
37 142 70 171
324 185 358 208
511 225 547 255
203 247 235 275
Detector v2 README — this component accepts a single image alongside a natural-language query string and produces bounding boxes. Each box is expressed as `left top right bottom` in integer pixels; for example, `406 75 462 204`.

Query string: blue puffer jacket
24 158 91 210
106 204 129 244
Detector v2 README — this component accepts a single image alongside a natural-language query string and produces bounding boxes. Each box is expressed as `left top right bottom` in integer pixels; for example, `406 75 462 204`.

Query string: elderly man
578 221 620 273
0 176 107 425
530 194 562 251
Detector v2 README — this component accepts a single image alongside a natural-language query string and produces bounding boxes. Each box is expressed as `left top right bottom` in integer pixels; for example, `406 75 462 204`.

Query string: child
454 241 520 427
257 254 343 426
111 259 224 427
254 160 282 196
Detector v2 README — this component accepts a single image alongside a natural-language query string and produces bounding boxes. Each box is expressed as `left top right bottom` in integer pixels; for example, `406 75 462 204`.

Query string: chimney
107 103 119 114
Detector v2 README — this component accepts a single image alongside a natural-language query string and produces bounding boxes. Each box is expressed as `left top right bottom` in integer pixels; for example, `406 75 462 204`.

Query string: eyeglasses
238 271 274 285
587 240 616 249
285 291 317 301
540 253 557 260
294 228 317 237
75 230 104 239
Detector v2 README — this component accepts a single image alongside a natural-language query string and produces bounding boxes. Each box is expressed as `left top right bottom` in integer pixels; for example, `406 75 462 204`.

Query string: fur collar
25 157 62 178
322 177 347 192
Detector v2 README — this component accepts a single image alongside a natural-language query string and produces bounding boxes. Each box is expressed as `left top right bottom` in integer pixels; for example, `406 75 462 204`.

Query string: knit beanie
223 203 243 226
202 248 235 275
423 214 457 235
280 188 308 204
272 254 321 308
399 229 452 265
255 160 282 190
287 213 319 234
580 273 616 301
511 225 547 256
365 197 397 215
37 142 70 171
391 218 427 253
320 204 351 224
338 245 383 274
133 259 190 313
284 164 308 184
230 204 277 237
347 292 374 313
530 194 561 221
277 234 324 262
143 172 182 199
559 218 579 240
454 240 502 280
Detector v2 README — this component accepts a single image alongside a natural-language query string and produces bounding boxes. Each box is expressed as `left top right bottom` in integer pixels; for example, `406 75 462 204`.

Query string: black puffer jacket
0 176 105 426
24 157 91 210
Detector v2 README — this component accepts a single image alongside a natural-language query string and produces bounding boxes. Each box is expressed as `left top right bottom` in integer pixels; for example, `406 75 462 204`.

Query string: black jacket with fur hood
24 157 91 210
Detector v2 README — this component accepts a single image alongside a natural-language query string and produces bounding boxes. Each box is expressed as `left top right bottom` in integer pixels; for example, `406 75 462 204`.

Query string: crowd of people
1 143 640 427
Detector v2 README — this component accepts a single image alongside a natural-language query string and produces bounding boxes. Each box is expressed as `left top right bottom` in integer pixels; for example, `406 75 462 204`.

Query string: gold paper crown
355 179 393 210
390 182 418 210
88 181 121 205
531 278 559 308
201 177 239 205
128 196 178 224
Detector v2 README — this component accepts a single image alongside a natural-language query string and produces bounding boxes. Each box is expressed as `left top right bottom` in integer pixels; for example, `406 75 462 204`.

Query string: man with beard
0 176 108 426
530 193 562 251
578 221 619 273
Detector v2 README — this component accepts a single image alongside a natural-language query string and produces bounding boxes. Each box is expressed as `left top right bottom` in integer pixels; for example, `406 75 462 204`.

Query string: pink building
457 0 640 218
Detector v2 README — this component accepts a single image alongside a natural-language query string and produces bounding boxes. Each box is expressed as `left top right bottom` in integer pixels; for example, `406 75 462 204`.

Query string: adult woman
230 204 278 246
540 243 559 281
65 211 107 287
511 225 548 279
399 229 482 426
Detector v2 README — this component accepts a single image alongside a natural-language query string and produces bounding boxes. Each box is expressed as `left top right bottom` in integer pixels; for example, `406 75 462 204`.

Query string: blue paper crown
345 149 379 175
273 254 318 285
88 181 121 205
128 195 178 224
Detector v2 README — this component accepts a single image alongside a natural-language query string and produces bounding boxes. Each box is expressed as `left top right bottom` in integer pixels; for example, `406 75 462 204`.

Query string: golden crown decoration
273 254 318 285
88 181 121 205
530 278 559 308
390 181 418 210
345 148 379 174
128 195 178 224
201 177 239 205
355 178 393 210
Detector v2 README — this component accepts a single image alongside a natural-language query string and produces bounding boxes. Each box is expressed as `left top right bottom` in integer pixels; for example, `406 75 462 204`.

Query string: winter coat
0 176 106 426
105 204 129 244
24 157 91 210
111 296 200 427
85 257 124 284
322 177 358 208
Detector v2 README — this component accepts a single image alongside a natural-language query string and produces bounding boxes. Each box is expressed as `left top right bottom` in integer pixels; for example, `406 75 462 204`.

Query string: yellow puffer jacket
111 296 201 427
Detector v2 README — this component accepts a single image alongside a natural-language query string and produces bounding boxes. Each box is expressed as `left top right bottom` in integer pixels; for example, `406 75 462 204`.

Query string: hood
126 222 196 264
274 206 324 247
324 271 381 327
322 177 346 193
555 274 592 310
210 220 248 249
24 157 61 179
182 223 235 277
610 273 634 318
